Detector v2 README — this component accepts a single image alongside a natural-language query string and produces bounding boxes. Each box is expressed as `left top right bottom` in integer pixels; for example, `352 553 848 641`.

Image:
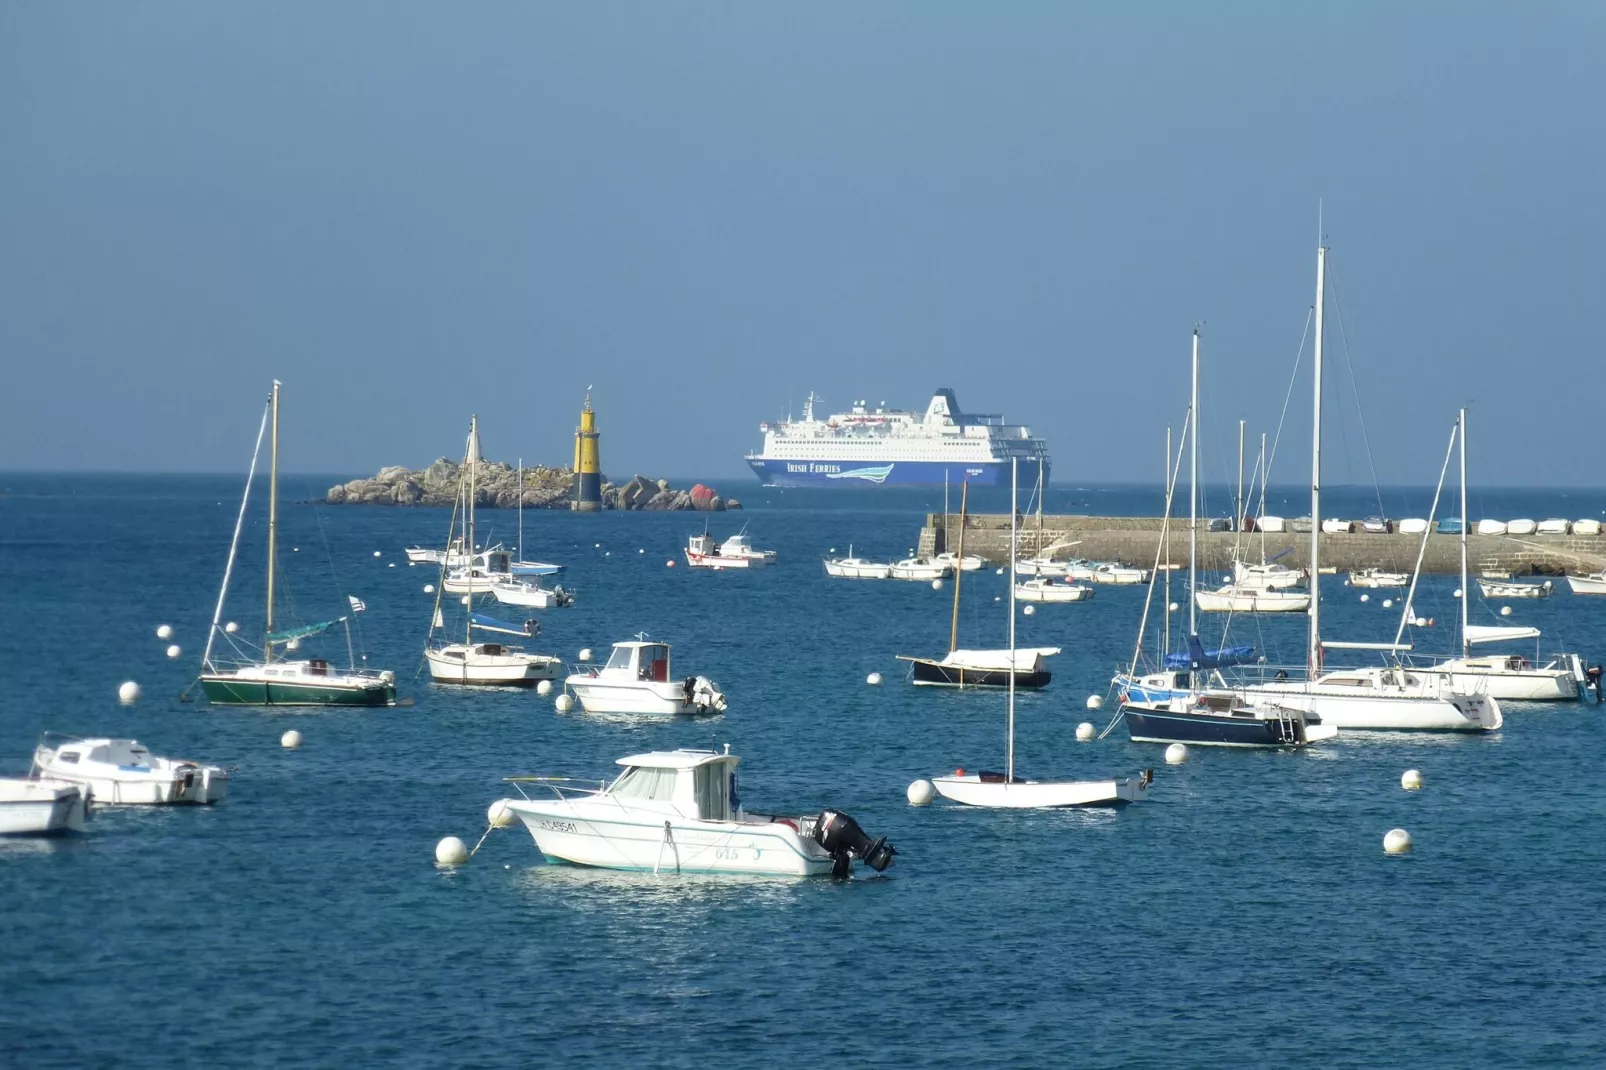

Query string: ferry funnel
572 389 602 512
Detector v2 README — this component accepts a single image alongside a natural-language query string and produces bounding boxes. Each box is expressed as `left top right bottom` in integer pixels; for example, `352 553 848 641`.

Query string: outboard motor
1586 664 1603 704
813 809 896 879
687 676 726 713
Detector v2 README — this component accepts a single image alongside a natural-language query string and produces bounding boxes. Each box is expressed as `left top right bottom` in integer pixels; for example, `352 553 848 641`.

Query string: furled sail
470 612 536 638
1465 624 1541 645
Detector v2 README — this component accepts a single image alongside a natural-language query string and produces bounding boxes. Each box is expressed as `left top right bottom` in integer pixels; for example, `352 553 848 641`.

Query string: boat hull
505 802 833 876
1566 574 1606 595
1122 705 1309 747
201 676 396 706
0 782 88 834
747 458 1047 489
425 648 560 686
1410 666 1577 702
1195 589 1310 613
904 659 1051 688
44 770 226 805
931 773 1145 807
1238 685 1501 731
1014 583 1093 602
824 561 891 579
564 677 703 714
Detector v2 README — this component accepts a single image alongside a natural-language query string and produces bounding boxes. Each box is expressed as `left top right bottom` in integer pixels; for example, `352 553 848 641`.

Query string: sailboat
507 458 566 577
1114 331 1332 748
895 480 1060 687
1227 243 1501 732
199 381 399 707
492 460 576 607
424 417 564 686
931 458 1150 807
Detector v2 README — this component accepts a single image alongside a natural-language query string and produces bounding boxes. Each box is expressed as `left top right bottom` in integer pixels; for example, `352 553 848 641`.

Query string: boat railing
505 776 608 802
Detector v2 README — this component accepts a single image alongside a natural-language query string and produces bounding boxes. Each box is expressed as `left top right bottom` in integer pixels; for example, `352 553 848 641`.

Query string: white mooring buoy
1086 695 1103 711
906 779 935 806
554 694 574 713
423 584 435 594
373 551 382 557
435 836 470 866
165 644 182 659
1023 605 1036 616
156 624 174 640
1168 602 1180 612
225 621 239 633
1360 594 1370 603
487 799 516 828
1453 588 1463 599
931 578 943 591
578 648 593 662
1501 605 1512 617
281 729 303 749
866 672 883 686
996 567 1005 575
1165 743 1189 765
1075 722 1096 742
1401 768 1423 791
118 681 141 706
666 560 676 567
536 680 553 696
1383 828 1413 855
1382 599 1393 609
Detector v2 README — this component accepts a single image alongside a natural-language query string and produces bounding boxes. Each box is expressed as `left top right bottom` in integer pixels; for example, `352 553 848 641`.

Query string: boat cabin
688 533 717 556
601 641 672 682
48 738 152 769
605 749 740 821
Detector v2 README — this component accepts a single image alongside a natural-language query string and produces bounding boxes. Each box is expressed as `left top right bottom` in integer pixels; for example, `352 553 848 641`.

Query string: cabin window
264 670 279 677
643 646 669 683
483 644 503 656
58 752 80 764
610 766 678 802
605 646 635 672
693 764 731 821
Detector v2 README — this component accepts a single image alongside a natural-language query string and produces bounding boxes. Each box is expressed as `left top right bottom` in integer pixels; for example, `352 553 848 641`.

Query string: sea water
2 474 1605 1068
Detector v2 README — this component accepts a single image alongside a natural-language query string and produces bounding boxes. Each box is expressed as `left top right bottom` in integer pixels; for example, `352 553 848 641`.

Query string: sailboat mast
1309 244 1327 676
466 415 478 648
265 379 280 664
1258 432 1268 562
1236 419 1245 532
1189 328 1199 644
1459 408 1470 658
1163 426 1172 659
948 481 968 654
517 457 523 563
1007 457 1018 784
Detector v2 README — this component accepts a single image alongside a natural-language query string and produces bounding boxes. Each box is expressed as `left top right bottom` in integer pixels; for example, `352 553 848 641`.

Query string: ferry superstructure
745 389 1050 488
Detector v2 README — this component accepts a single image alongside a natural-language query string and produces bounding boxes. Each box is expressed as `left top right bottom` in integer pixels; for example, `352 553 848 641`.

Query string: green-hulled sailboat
198 381 398 707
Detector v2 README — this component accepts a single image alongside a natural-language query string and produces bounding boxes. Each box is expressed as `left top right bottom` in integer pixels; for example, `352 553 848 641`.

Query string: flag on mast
348 595 367 613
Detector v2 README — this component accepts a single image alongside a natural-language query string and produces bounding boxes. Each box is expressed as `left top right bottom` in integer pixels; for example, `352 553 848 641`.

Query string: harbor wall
918 515 1606 576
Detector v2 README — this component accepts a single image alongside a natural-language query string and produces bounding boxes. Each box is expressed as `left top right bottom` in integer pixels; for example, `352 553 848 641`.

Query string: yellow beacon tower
572 388 602 511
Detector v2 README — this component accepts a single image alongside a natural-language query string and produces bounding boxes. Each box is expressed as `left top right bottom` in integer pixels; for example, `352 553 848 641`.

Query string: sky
1 3 1601 486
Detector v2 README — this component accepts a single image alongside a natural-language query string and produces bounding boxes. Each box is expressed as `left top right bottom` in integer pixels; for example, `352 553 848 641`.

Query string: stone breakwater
325 459 739 511
917 514 1606 576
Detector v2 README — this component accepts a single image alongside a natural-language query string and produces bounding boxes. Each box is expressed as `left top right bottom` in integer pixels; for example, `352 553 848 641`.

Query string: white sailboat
932 457 1151 807
507 459 565 577
823 545 891 579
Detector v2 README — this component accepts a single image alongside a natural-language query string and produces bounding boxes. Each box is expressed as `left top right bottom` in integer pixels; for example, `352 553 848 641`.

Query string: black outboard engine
813 809 896 879
1587 664 1603 704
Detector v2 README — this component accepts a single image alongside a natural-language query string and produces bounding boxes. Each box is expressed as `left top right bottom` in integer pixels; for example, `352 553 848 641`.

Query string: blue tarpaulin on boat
1166 635 1255 670
470 612 537 638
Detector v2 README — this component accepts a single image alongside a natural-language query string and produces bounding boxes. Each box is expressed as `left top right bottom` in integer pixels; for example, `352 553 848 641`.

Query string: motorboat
1013 557 1070 577
564 639 726 715
1092 563 1150 585
1573 518 1602 536
490 578 575 608
889 557 951 581
1566 571 1606 595
0 778 89 835
1348 568 1409 588
896 647 1060 688
932 551 984 572
1193 584 1309 613
406 536 475 568
31 736 227 805
499 747 895 878
1013 577 1093 603
685 530 777 569
203 658 398 706
1231 558 1307 590
823 545 891 579
1478 579 1551 599
1477 519 1508 535
443 550 516 594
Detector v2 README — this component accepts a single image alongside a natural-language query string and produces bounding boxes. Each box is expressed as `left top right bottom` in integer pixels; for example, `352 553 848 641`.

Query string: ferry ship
745 389 1050 488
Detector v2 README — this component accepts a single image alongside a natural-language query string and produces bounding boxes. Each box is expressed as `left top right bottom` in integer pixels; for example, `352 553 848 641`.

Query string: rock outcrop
325 460 737 511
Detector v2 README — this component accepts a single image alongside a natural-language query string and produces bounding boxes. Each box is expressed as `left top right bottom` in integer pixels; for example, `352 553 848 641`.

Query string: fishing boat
685 528 777 569
425 417 564 686
895 480 1060 688
0 778 89 835
1566 571 1606 595
563 639 726 715
199 381 399 707
31 735 227 805
1349 568 1410 588
498 747 895 877
1013 577 1095 603
932 457 1151 807
823 546 891 579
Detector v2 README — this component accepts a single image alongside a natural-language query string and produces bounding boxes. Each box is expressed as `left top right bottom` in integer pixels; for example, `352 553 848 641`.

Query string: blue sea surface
2 473 1605 1068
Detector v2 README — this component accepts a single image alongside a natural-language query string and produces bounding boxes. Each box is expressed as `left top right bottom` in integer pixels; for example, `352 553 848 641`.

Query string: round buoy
281 729 303 749
225 621 239 634
554 693 574 713
1413 617 1427 628
1360 594 1370 603
165 644 182 659
388 563 396 568
906 779 935 806
594 542 601 549
1382 598 1394 609
605 551 611 557
156 624 173 640
423 584 435 594
1453 588 1463 599
1023 605 1036 616
435 836 470 865
373 551 382 558
1401 768 1423 791
866 672 883 686
293 547 300 552
931 578 944 591
578 648 593 662
487 799 515 828
1383 828 1413 855
1164 743 1189 765
1501 605 1512 616
667 560 676 567
460 596 471 605
118 680 141 706
1544 580 1554 590
1075 722 1096 742
1086 695 1103 711
638 549 644 554
1168 601 1180 612
536 680 553 696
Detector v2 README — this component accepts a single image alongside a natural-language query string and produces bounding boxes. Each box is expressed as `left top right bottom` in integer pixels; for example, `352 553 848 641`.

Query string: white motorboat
933 457 1150 808
443 550 516 594
1013 577 1094 602
0 778 89 834
1478 579 1552 599
490 578 575 608
426 640 562 685
1231 558 1306 590
1348 568 1409 588
500 747 895 877
31 736 228 805
932 551 984 572
1092 564 1150 585
564 639 726 715
1013 557 1070 577
1193 585 1309 613
823 545 891 579
889 557 951 581
1566 571 1606 595
685 530 777 569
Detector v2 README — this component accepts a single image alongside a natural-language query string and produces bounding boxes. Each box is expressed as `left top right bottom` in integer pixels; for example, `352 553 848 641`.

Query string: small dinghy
0 778 89 835
500 747 895 877
564 639 726 715
31 736 227 805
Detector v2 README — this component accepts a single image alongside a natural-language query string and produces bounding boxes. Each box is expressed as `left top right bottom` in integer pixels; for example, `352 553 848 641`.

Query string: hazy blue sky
2 3 1600 486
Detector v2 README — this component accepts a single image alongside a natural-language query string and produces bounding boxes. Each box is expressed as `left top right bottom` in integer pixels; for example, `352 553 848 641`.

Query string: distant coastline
321 458 740 511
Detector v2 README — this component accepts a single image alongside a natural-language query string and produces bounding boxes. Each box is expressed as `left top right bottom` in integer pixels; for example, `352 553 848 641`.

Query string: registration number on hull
534 819 578 834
